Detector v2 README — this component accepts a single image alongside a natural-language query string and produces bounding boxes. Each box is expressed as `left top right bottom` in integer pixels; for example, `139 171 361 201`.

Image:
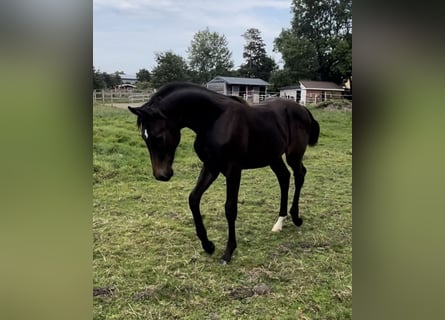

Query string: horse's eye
152 135 164 144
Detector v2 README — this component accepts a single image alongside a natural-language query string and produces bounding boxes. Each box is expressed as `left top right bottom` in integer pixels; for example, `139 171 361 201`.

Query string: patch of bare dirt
93 286 115 297
228 283 270 300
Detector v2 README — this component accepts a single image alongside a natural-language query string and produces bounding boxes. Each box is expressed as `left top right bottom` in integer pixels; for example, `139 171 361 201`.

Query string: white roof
208 76 269 86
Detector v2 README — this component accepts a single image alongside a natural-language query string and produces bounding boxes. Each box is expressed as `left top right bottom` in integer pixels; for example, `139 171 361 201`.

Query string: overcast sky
93 0 293 75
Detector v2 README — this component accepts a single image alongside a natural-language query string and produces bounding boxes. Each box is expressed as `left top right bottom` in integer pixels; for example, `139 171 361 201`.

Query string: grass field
93 104 352 319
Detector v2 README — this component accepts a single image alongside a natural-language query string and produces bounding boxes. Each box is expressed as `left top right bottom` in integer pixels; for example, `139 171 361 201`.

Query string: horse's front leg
221 167 242 264
189 164 219 254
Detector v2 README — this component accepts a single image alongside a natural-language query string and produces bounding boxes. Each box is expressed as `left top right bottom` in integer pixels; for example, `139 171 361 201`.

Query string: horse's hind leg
270 158 290 232
286 155 306 227
189 164 219 254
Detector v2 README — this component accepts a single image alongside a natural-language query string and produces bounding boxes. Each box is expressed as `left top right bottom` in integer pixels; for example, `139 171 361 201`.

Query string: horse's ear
128 106 143 117
128 106 166 120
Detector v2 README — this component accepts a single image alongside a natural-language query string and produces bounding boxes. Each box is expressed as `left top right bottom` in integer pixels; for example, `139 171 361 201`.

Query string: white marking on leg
143 129 149 140
272 216 286 232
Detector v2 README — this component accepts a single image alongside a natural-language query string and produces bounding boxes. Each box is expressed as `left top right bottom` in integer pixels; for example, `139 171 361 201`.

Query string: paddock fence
93 89 351 108
93 89 153 106
242 92 352 106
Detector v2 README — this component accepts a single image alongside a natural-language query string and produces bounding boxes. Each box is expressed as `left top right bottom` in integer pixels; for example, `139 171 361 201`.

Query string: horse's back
201 98 315 169
211 103 289 168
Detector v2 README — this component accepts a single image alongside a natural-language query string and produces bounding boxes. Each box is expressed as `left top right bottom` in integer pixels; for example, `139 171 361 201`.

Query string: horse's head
128 106 180 181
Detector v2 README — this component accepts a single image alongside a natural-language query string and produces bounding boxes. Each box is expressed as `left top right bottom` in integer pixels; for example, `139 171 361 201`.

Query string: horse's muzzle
154 170 173 182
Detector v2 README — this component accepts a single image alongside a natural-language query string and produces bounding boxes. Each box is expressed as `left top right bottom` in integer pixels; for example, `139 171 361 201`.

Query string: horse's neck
166 93 224 134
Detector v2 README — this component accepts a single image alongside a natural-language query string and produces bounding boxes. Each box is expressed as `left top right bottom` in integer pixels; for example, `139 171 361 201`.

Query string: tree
239 28 277 81
274 29 319 82
151 51 190 88
187 28 234 84
136 68 151 82
274 0 352 84
92 67 124 89
92 66 106 90
101 71 122 88
327 33 352 84
110 71 123 88
268 69 294 92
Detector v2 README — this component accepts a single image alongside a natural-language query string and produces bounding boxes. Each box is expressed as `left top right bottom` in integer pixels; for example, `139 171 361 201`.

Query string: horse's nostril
156 175 170 181
155 170 173 181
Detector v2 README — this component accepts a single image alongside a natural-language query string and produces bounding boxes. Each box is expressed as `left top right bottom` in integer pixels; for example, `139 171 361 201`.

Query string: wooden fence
93 89 351 106
93 89 152 105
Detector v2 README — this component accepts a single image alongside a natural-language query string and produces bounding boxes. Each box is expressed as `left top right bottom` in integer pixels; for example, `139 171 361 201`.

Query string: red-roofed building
279 80 345 105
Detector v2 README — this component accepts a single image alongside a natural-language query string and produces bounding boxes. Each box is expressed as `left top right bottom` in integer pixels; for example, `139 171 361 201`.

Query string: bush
312 99 352 111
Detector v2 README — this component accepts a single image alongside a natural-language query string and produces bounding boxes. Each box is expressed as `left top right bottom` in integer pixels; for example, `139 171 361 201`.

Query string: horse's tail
305 107 320 146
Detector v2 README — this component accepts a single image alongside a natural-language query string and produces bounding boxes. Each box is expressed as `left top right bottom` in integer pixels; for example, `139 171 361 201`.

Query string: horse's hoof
272 216 286 232
203 241 215 254
293 217 303 227
220 253 232 264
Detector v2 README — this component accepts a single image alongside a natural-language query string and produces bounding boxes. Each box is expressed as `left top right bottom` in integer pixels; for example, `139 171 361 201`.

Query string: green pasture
93 104 352 319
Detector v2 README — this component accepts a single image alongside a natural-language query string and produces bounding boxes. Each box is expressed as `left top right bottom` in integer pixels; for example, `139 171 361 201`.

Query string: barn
121 74 137 85
116 83 136 91
280 80 344 105
207 76 270 104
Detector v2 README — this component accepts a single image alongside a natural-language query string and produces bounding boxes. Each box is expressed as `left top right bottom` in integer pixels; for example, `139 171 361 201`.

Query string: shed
280 80 344 105
121 74 137 85
116 83 136 91
207 76 270 104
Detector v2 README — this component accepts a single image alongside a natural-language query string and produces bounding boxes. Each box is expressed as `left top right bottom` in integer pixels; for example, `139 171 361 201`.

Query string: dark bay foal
129 82 320 264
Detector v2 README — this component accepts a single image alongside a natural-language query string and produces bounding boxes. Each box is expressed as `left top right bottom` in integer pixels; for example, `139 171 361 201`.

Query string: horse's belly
195 133 285 169
241 145 284 169
241 160 272 169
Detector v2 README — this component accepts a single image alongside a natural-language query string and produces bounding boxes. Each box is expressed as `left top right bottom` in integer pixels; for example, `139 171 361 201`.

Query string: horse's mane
136 82 246 128
144 82 204 107
136 82 202 128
